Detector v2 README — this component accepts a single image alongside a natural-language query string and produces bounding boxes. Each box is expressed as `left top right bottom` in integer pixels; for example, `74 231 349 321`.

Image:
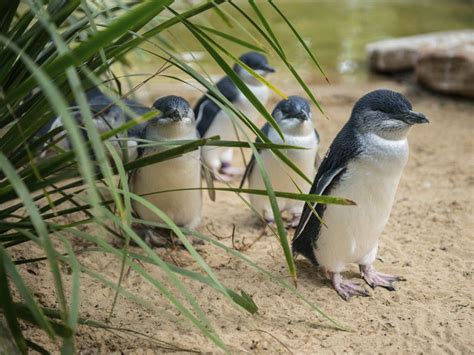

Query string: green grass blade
0 244 57 338
3 0 173 104
0 246 28 353
196 24 266 53
172 10 285 140
268 0 329 83
0 154 68 322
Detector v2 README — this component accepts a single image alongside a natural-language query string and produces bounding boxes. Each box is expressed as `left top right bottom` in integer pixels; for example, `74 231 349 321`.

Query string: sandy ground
13 78 473 353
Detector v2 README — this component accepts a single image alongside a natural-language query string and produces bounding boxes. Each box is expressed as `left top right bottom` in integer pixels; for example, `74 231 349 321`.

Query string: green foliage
0 1 348 352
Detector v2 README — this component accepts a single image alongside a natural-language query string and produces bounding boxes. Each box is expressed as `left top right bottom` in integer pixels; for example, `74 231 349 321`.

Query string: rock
416 41 474 98
366 30 474 73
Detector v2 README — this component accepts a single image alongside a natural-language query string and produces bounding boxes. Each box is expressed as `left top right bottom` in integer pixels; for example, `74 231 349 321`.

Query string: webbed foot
359 264 404 291
329 271 370 301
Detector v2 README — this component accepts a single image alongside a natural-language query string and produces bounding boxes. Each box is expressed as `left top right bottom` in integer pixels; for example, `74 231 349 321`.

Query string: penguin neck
279 119 314 138
237 69 265 87
372 126 412 141
146 122 196 141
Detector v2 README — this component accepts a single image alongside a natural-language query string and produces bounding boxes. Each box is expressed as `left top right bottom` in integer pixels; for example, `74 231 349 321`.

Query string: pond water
169 0 474 83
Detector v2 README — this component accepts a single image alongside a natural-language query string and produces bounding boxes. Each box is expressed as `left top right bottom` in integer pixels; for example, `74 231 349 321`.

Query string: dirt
12 78 473 353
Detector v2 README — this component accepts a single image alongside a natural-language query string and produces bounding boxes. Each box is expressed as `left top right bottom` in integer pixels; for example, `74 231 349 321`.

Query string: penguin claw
359 264 404 291
329 272 370 301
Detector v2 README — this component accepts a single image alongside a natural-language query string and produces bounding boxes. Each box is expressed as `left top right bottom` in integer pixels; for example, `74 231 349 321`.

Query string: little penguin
240 96 320 227
39 86 150 161
194 51 275 181
292 89 429 300
130 95 202 247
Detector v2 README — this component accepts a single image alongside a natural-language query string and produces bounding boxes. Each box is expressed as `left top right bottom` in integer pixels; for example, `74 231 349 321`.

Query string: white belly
202 84 269 167
131 149 202 229
249 132 318 215
315 137 409 272
234 84 269 121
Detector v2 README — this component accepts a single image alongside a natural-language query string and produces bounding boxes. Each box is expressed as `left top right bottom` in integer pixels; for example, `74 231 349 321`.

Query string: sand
12 78 473 353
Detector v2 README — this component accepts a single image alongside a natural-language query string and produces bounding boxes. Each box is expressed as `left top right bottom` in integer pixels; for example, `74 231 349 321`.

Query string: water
171 0 474 83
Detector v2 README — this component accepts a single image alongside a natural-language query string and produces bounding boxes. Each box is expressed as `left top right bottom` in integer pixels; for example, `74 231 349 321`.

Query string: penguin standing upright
241 96 320 227
194 52 275 181
292 89 429 300
130 95 202 247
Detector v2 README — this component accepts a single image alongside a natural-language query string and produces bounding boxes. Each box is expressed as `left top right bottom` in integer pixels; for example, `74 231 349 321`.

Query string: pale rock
366 30 474 73
416 41 474 97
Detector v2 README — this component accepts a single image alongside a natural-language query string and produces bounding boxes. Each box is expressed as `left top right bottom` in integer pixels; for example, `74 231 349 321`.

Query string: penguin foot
359 264 404 291
329 271 370 301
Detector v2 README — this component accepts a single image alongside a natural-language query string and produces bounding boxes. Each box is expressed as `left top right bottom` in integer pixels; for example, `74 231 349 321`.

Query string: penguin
130 95 202 247
194 51 275 181
292 89 429 300
39 86 150 161
240 96 320 227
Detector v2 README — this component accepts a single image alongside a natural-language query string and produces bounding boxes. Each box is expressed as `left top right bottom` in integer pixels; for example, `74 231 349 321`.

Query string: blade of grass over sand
0 246 28 353
112 192 233 304
186 229 347 331
61 228 229 351
58 237 80 353
104 142 133 320
0 244 57 338
247 143 297 284
123 187 354 206
13 302 201 353
0 154 69 324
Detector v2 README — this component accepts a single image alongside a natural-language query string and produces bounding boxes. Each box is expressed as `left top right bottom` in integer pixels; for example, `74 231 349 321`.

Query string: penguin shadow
294 258 363 290
293 258 328 288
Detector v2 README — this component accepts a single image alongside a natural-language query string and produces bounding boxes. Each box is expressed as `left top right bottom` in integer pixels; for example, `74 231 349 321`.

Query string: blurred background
130 0 474 87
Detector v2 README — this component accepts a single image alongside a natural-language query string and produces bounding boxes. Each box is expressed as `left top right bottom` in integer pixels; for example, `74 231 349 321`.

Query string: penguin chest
234 85 269 120
131 149 202 228
315 142 408 271
249 135 317 211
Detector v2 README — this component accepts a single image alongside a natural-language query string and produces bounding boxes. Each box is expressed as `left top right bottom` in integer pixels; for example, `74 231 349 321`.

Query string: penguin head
151 95 194 125
350 89 429 136
234 52 275 82
272 95 312 125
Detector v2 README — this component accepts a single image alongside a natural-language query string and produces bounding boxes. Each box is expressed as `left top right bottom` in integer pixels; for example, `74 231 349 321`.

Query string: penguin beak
261 64 275 73
295 111 309 121
167 109 182 122
402 110 429 125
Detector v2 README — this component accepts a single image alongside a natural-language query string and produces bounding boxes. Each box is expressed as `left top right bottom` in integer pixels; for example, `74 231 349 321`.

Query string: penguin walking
240 96 320 227
292 89 429 300
130 95 202 247
194 52 275 181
